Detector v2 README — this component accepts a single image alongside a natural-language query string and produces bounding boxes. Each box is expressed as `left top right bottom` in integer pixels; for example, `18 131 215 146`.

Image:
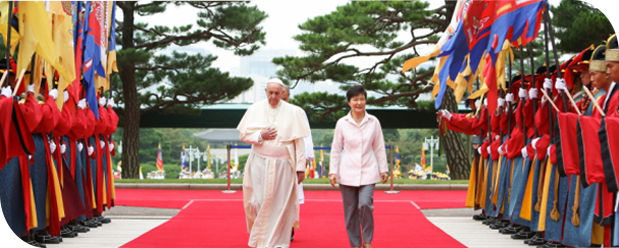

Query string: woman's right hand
329 174 337 188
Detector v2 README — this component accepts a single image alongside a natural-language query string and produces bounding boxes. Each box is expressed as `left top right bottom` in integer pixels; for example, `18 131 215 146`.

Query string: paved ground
37 206 530 248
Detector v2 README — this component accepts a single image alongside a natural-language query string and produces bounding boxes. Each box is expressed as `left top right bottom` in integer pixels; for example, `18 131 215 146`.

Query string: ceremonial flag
319 150 325 178
71 1 84 100
50 1 77 108
395 146 401 167
482 0 546 113
436 0 497 109
106 1 118 79
156 144 164 171
206 145 211 170
82 1 107 119
402 0 469 108
402 0 468 72
181 146 188 171
0 2 20 55
311 152 317 179
16 1 60 94
421 145 426 172
139 167 144 180
233 147 239 172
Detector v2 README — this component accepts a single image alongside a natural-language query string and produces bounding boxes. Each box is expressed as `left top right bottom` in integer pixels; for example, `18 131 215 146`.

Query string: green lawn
115 178 468 184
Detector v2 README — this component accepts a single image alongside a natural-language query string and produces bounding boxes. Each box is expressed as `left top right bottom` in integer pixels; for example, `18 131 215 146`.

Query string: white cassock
297 110 315 205
237 99 309 248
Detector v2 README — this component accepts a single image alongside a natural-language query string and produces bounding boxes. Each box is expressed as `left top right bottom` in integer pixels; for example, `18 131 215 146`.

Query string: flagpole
528 43 539 137
518 47 527 144
542 11 555 140
544 9 569 112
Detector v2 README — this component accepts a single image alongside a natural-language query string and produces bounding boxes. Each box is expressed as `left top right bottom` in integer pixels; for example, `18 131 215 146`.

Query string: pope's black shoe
290 228 295 242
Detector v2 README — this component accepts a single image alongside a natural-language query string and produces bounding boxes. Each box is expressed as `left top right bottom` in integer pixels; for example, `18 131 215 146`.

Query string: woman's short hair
346 85 367 102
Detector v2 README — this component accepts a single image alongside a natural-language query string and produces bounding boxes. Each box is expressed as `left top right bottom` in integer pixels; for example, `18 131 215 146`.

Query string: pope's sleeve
301 111 314 160
295 137 306 172
238 105 263 145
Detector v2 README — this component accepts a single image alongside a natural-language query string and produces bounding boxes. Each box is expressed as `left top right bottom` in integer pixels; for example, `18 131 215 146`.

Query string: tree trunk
440 88 469 180
119 2 140 179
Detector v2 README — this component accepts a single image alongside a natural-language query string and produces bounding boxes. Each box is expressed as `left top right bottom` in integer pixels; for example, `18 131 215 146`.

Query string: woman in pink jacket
329 85 389 248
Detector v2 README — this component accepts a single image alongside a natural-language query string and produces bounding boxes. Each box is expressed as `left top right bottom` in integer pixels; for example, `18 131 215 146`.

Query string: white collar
344 111 370 126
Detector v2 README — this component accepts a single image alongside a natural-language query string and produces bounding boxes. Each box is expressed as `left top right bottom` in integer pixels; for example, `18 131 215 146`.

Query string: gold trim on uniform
590 60 607 72
606 49 619 62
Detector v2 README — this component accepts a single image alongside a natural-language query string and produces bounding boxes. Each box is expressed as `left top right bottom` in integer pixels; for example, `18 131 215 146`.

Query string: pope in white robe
237 79 310 248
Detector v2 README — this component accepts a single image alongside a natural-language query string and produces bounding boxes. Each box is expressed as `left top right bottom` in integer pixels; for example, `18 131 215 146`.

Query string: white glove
484 98 488 107
50 141 57 153
506 93 514 103
498 145 504 155
477 147 482 154
107 98 114 108
63 90 69 103
521 146 528 159
475 99 480 108
1 87 11 98
87 146 94 156
497 98 505 108
543 78 553 90
519 88 528 100
78 99 87 109
555 78 567 92
531 137 540 150
440 109 452 120
60 144 66 154
529 88 538 99
547 146 552 157
541 93 548 104
27 84 34 93
100 140 105 149
109 142 114 152
99 97 106 107
487 146 491 154
78 142 84 152
48 89 58 100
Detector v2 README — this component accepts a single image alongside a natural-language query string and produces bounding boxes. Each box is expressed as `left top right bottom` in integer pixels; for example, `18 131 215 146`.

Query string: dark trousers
340 184 375 247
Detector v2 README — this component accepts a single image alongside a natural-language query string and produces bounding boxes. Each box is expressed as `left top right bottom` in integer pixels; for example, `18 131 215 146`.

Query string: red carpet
121 200 466 248
115 189 467 209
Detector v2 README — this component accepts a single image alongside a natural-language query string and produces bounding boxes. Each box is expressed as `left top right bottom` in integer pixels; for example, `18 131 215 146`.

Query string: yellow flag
17 2 64 92
52 10 77 106
0 2 20 54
